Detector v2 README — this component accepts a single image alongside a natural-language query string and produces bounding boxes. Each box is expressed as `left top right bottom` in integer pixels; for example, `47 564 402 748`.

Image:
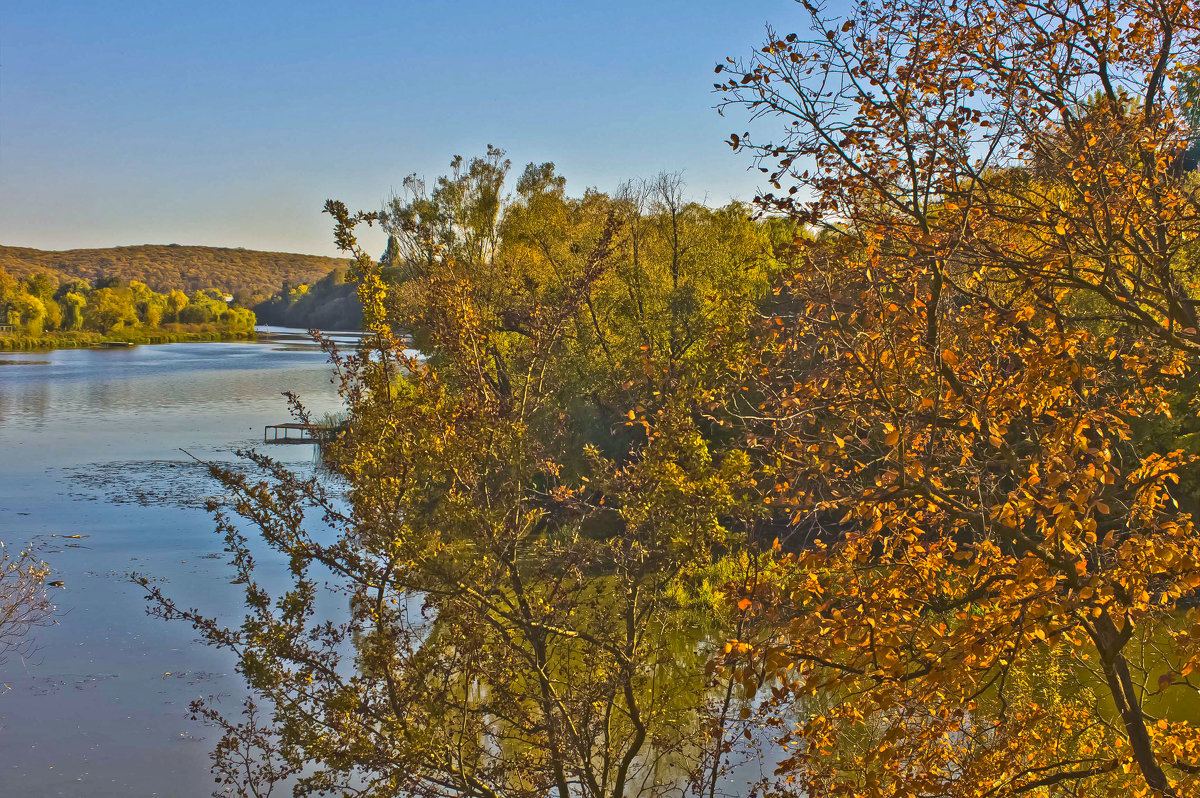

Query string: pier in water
0 329 354 797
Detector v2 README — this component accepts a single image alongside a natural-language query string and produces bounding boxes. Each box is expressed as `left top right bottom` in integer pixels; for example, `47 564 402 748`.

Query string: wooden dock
263 423 340 444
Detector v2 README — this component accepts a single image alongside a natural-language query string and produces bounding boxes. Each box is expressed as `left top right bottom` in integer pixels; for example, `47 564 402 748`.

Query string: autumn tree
54 278 91 331
23 272 63 331
165 288 189 320
131 280 165 328
718 0 1200 795
0 266 255 345
139 160 785 797
81 283 140 332
9 293 47 336
381 145 511 283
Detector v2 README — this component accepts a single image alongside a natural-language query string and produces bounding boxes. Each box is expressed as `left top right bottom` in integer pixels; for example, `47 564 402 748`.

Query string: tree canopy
717 0 1200 795
0 268 255 342
141 1 1200 796
141 160 795 798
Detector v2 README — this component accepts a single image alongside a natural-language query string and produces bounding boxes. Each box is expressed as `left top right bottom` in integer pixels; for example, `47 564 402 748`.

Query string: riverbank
0 337 344 796
0 328 257 352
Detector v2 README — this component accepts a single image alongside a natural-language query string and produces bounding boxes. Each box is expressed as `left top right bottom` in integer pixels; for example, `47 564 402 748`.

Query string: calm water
0 330 352 796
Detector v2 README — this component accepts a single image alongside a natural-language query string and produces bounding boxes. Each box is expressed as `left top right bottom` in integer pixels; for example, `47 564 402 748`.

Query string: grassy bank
0 327 257 351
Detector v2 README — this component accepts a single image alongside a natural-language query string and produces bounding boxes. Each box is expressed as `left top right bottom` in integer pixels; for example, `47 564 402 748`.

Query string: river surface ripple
0 330 351 797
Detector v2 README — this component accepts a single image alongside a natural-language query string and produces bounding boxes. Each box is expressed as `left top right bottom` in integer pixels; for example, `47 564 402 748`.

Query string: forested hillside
0 244 348 296
252 268 362 330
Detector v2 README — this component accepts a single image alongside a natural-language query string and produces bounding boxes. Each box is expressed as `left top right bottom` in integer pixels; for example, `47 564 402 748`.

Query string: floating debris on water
59 459 255 508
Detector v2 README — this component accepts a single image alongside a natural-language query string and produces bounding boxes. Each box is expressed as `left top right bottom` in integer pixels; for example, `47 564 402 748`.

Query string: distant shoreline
1 325 366 352
0 329 258 352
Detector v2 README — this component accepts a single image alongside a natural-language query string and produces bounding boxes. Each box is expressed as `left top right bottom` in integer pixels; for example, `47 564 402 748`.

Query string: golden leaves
731 76 1200 797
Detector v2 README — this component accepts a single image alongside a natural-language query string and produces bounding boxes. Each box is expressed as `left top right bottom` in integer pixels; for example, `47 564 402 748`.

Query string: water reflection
0 330 348 797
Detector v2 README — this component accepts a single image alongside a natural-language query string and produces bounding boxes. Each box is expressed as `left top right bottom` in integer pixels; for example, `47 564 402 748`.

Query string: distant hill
0 244 350 295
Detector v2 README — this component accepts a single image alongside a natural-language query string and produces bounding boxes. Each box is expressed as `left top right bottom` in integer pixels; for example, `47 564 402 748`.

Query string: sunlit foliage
130 0 1200 795
139 158 794 798
719 0 1200 795
0 268 255 346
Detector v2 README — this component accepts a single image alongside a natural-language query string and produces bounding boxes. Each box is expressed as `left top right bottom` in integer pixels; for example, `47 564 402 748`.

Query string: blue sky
0 1 797 258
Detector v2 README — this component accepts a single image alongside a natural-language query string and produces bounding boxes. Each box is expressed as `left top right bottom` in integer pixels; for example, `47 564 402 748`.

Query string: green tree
10 293 46 336
60 291 87 331
165 289 189 321
83 287 137 332
22 272 62 331
130 281 165 327
139 159 783 798
0 268 17 327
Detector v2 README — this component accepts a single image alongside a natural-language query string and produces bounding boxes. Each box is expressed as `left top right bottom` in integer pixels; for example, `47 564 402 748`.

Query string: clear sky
0 1 796 258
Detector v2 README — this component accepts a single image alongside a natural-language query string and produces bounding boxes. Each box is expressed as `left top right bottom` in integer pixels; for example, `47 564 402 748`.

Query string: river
0 330 352 797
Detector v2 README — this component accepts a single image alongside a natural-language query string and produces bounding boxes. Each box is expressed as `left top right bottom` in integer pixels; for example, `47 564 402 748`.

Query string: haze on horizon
0 0 790 260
